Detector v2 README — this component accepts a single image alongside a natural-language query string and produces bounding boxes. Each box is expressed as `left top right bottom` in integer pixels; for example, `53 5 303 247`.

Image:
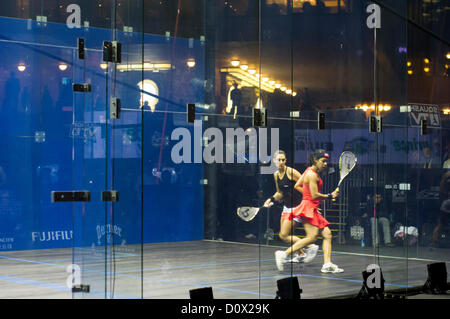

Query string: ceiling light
58 63 68 71
187 58 196 68
231 59 240 67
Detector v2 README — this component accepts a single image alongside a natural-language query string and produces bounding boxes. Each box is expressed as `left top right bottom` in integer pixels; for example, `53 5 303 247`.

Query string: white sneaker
303 244 319 263
275 251 286 271
286 252 305 263
321 262 344 273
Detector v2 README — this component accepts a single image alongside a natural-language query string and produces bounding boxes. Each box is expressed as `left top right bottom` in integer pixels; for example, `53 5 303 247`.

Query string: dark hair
273 150 286 158
307 149 330 166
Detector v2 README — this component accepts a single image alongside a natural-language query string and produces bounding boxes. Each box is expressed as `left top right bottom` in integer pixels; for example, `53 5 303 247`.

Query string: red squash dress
291 167 330 229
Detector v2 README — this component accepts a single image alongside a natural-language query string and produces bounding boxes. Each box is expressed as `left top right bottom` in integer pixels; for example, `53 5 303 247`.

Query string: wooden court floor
0 240 448 299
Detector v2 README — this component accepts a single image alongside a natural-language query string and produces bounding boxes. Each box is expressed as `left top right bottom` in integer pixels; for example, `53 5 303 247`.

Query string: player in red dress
274 150 344 273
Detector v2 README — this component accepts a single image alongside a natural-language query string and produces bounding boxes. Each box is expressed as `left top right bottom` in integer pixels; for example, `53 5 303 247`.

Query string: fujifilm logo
170 120 279 174
32 230 73 242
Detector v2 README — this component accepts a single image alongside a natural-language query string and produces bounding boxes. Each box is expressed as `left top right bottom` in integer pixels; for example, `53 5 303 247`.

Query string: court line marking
0 274 138 299
0 252 411 297
196 273 411 288
203 239 448 263
0 255 273 297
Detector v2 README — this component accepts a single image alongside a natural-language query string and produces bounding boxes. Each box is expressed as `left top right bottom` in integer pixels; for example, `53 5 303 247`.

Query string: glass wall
0 0 448 299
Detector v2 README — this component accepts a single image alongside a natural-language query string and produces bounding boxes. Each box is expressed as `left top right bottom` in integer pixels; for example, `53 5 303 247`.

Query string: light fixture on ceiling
17 63 26 72
187 58 196 68
58 63 68 71
231 59 240 67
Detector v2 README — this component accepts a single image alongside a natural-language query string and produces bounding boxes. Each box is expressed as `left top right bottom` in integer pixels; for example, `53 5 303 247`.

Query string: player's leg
320 226 344 273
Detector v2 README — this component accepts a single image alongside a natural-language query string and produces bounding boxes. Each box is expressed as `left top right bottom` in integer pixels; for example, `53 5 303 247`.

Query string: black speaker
187 103 196 123
423 262 448 294
318 112 325 130
276 277 302 299
77 38 85 60
189 287 214 300
421 119 428 135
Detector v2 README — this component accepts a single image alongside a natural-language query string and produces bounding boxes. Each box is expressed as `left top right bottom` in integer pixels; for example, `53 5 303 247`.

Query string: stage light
423 262 448 294
230 59 240 67
187 58 196 68
280 86 286 91
58 63 68 71
292 92 297 97
17 64 26 72
275 277 302 299
286 89 292 94
189 287 214 300
407 61 412 67
268 80 275 85
248 68 256 75
275 83 281 89
408 70 413 75
424 67 430 73
424 58 430 64
446 52 450 59
240 64 248 71
261 76 269 82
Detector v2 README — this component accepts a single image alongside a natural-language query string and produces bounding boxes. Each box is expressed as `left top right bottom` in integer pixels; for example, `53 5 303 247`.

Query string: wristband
326 193 332 200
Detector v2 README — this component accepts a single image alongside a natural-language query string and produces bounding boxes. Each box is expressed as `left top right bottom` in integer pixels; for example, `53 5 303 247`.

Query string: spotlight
58 63 68 71
423 262 448 294
230 59 240 67
189 287 214 300
275 277 302 299
356 265 385 299
17 64 26 72
187 58 196 68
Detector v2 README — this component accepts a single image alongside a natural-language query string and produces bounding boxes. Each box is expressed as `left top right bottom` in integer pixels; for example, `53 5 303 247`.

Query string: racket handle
331 187 339 202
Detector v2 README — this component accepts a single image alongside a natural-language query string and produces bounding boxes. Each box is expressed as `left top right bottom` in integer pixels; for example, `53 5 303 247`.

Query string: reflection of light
117 63 171 72
100 63 108 70
138 79 159 112
231 59 240 67
17 64 26 72
240 64 248 71
355 103 391 112
220 68 277 93
187 59 196 68
58 63 68 71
